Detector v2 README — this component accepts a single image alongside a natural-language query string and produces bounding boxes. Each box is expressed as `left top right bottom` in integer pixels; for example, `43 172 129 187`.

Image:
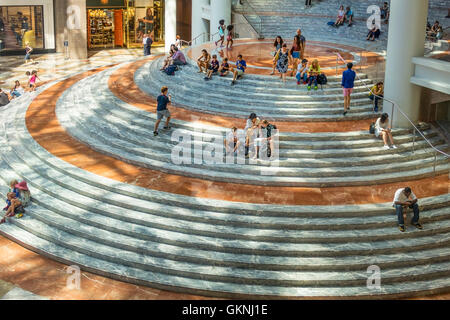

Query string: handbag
274 49 281 61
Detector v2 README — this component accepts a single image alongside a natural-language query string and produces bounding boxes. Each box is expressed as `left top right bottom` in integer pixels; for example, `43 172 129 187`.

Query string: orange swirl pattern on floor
23 58 448 206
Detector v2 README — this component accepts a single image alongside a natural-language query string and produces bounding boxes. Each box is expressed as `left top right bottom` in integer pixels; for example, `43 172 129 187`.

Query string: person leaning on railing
369 81 384 112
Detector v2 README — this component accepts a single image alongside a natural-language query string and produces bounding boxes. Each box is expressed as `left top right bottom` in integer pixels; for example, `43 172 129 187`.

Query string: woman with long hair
375 113 397 149
275 44 292 83
270 36 283 75
290 35 301 76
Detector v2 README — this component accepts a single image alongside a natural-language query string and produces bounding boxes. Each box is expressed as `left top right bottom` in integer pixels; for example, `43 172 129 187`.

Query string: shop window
0 6 44 51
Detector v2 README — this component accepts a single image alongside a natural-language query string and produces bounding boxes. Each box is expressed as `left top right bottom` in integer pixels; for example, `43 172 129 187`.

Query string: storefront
0 0 55 54
86 0 165 50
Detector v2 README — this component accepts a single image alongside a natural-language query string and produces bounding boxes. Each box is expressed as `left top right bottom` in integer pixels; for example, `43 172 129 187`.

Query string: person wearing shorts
154 86 172 136
341 62 356 116
231 54 246 85
205 54 219 80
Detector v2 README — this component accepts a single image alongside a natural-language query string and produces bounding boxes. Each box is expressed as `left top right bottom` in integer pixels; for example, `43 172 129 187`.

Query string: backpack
369 122 375 134
164 65 177 75
19 189 31 207
318 73 328 85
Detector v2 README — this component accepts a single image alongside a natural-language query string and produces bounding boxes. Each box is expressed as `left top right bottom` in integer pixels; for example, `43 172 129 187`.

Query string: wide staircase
0 47 449 298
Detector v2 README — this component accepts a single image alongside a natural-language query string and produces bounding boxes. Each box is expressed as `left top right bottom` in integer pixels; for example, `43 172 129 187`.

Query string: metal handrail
232 0 263 37
179 22 259 47
334 52 449 175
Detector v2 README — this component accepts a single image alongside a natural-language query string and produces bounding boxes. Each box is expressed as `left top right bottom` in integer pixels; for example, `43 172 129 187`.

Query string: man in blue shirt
231 54 247 85
341 62 356 116
345 7 353 26
153 86 172 136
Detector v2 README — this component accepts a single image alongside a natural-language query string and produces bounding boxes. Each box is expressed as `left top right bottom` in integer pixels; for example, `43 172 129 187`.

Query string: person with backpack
1 180 29 223
215 20 226 47
375 113 397 150
307 59 321 91
153 86 172 136
143 33 153 56
341 62 356 116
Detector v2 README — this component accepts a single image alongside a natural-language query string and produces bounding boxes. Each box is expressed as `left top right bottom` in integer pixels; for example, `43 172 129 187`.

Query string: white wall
1 0 55 49
191 0 210 45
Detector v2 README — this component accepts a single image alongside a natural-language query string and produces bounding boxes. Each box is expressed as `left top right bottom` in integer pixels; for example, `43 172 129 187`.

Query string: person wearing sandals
153 86 172 136
270 36 284 75
205 54 219 80
276 44 292 83
375 113 397 150
393 187 423 233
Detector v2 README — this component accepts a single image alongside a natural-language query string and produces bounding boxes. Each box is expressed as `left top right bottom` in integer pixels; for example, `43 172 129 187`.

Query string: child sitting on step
1 180 29 223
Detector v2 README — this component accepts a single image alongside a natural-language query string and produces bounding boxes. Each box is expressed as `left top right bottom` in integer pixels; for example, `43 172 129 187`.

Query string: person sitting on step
10 80 25 99
0 88 11 107
344 6 354 26
171 46 186 66
197 49 211 73
219 57 230 77
231 54 247 86
393 187 423 233
296 59 309 85
367 23 381 41
380 1 390 24
369 81 384 112
375 113 397 149
160 44 177 70
334 5 346 27
244 113 260 132
307 59 321 91
1 180 26 224
205 54 220 80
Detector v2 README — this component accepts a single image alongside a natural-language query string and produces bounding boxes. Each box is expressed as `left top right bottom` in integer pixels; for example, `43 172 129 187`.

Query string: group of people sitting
160 43 187 75
196 49 247 85
1 180 31 224
332 5 354 27
0 70 40 107
224 113 278 160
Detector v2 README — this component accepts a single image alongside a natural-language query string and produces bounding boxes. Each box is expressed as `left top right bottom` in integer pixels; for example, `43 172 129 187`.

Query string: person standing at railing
341 62 356 116
369 82 384 112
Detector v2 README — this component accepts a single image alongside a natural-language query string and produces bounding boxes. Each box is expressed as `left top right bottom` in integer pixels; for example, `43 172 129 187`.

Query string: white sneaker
391 145 398 149
383 145 390 150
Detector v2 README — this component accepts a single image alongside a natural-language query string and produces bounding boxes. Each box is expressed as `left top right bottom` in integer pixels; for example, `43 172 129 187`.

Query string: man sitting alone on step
393 187 423 233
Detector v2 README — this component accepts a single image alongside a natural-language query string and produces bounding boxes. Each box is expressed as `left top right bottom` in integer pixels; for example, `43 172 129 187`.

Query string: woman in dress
276 44 292 83
270 36 283 75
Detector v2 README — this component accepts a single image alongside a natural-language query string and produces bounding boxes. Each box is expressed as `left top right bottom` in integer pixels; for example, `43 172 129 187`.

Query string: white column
210 0 231 43
384 0 429 127
164 0 177 52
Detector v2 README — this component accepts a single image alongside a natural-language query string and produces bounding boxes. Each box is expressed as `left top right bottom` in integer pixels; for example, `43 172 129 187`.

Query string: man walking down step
393 187 423 233
153 86 172 136
341 62 356 116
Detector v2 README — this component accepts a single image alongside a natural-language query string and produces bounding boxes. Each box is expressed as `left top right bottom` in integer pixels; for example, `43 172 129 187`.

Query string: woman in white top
375 113 397 149
334 5 346 27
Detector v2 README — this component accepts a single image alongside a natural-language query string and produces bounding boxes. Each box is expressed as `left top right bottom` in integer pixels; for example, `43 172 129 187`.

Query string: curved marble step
2 223 449 298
